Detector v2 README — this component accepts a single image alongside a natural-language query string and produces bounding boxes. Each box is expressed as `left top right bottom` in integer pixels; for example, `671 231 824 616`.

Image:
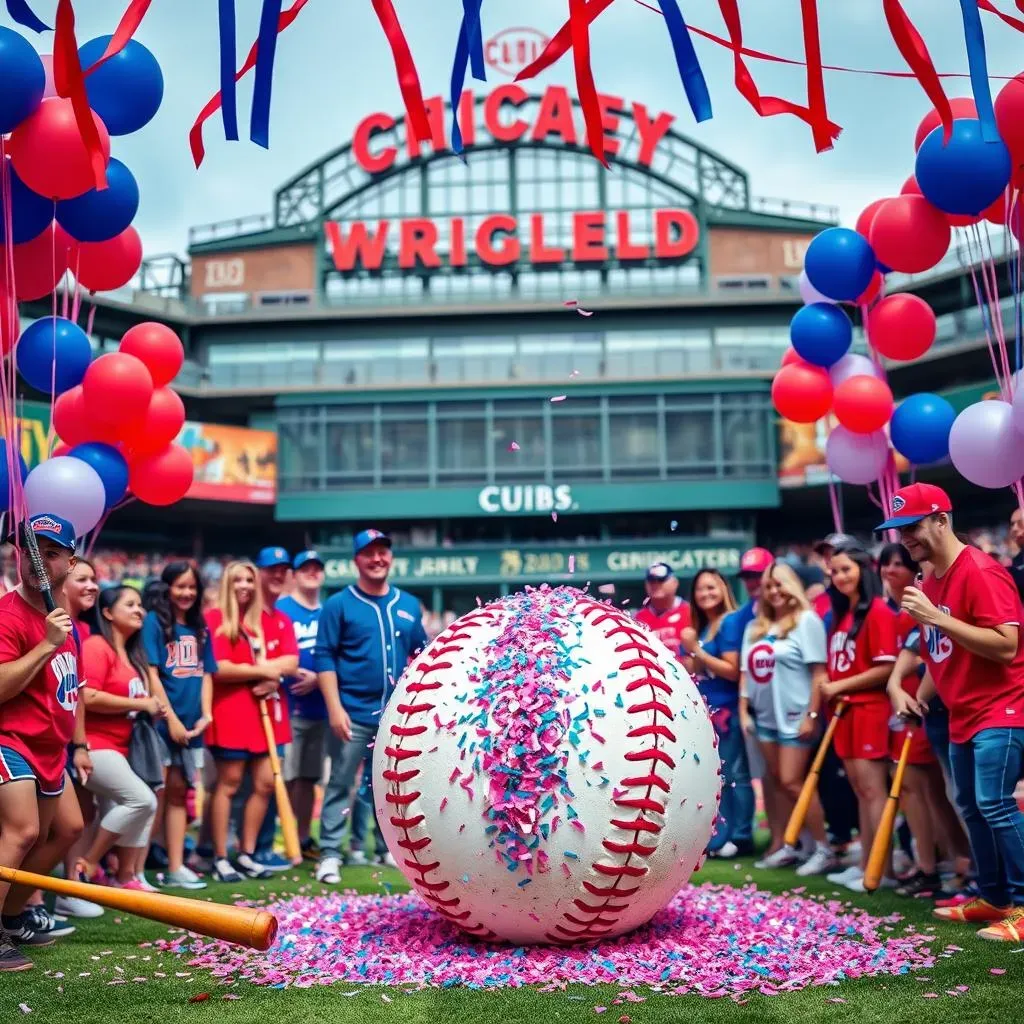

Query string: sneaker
162 866 207 891
380 852 398 868
713 842 740 860
839 840 862 867
25 906 75 939
134 873 159 893
795 844 838 877
827 865 863 886
895 871 944 898
934 897 1011 923
54 895 104 919
1 913 56 947
315 856 342 885
300 838 320 863
347 850 368 866
846 874 897 892
212 858 244 884
111 879 147 892
755 846 801 870
0 937 32 972
233 853 273 880
977 906 1024 942
253 851 292 873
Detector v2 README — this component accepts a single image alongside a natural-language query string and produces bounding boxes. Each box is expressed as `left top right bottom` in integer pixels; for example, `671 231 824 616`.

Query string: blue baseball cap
22 514 77 552
255 546 290 569
293 549 324 570
353 529 391 556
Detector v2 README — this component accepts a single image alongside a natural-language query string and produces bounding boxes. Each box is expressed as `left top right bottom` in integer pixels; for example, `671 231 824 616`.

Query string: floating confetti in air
157 883 940 994
564 299 579 307
670 520 679 531
550 395 567 403
576 308 594 317
508 442 520 452
569 369 581 378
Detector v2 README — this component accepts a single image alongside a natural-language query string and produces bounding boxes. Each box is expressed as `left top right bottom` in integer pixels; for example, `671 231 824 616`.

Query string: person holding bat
0 514 91 972
879 483 1024 941
204 561 298 883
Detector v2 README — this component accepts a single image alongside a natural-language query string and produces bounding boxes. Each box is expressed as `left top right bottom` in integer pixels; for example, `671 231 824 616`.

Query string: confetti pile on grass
159 883 938 995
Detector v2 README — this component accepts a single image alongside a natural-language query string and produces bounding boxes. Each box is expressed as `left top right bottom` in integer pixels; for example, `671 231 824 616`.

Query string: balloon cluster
15 323 193 536
0 28 162 319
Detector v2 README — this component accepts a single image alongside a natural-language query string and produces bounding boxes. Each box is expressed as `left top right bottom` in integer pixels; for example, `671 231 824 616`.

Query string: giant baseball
372 585 721 945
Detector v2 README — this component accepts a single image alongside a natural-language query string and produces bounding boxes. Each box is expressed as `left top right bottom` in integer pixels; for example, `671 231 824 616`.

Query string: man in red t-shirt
880 483 1024 941
634 562 691 659
0 515 93 971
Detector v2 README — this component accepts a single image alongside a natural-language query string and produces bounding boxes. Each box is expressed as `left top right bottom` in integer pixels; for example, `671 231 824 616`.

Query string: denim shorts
208 744 285 762
755 726 813 748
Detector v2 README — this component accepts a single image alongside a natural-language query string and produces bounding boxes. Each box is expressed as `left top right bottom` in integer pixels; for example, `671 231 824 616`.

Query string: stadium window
324 419 376 485
721 397 772 477
518 334 602 380
493 408 545 478
664 404 716 469
607 407 660 479
436 415 488 483
207 341 319 388
432 336 515 383
550 411 603 480
379 419 430 485
277 410 324 492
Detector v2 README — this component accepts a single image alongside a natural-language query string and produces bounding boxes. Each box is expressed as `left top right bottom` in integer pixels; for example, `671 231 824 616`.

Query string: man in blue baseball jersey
276 551 325 861
313 529 428 884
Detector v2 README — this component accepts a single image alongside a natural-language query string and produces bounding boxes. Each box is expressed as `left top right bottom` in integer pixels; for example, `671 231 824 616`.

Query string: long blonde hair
216 560 264 647
748 561 810 641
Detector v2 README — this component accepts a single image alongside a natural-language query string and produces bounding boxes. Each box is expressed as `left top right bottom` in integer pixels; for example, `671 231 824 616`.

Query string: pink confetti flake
564 299 579 307
508 442 520 452
551 512 558 522
156 883 939 994
991 968 1007 975
576 309 594 317
568 555 576 574
550 395 567 403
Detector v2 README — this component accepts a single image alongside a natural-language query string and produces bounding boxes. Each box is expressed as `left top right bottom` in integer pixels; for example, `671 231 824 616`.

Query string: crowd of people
1 491 1024 973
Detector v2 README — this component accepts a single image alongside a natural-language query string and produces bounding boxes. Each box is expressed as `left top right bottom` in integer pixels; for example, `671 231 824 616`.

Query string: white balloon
826 426 890 485
24 456 106 538
799 269 837 306
829 353 885 387
373 588 720 946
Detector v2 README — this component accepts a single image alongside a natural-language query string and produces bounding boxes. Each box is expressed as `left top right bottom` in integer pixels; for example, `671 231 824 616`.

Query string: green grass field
3 854 1022 1024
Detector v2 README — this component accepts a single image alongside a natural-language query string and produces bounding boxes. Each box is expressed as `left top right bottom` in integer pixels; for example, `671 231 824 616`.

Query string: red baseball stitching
543 599 678 944
383 609 500 940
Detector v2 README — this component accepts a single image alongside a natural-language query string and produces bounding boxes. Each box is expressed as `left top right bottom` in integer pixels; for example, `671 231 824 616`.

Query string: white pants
85 749 158 848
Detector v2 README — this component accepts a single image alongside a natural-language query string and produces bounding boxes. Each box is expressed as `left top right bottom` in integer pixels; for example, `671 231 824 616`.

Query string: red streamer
369 0 431 146
883 0 952 141
798 0 833 152
53 0 108 191
517 0 614 82
189 0 311 168
83 0 154 77
980 0 1024 33
569 0 607 166
716 0 840 150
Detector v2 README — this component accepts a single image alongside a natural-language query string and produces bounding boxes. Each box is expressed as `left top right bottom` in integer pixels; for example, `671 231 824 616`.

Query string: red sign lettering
485 27 550 78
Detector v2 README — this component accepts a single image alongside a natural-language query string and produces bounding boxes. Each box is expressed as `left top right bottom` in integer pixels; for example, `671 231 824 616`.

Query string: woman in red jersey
205 560 297 883
821 545 898 892
66 559 99 639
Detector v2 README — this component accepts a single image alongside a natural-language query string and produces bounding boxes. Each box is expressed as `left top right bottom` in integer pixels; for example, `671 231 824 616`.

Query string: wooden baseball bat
259 698 303 865
0 866 277 950
783 700 848 848
864 731 914 892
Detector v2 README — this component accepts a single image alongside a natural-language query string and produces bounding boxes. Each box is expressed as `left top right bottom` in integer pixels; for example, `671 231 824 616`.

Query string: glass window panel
609 412 659 478
494 415 545 476
665 408 715 465
322 338 429 386
437 417 486 482
433 336 515 383
380 420 429 483
721 399 772 476
518 334 603 380
551 413 602 474
325 420 375 485
277 411 322 491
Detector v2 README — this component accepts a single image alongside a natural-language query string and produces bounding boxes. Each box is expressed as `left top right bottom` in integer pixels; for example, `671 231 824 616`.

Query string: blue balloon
789 303 852 367
890 393 956 465
68 442 129 508
803 227 876 302
16 317 93 395
56 159 139 243
0 27 45 134
0 438 29 510
78 37 163 136
0 158 52 245
916 119 1011 216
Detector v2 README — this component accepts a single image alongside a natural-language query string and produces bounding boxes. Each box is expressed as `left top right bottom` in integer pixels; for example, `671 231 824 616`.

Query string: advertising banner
0 401 51 470
176 422 277 504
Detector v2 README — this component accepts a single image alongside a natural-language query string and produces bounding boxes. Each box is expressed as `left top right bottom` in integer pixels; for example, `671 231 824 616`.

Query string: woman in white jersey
739 561 835 876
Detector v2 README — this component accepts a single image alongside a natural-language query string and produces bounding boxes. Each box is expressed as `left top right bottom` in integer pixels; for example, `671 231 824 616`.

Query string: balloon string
978 223 1014 388
965 224 1012 397
826 474 843 534
0 144 20 522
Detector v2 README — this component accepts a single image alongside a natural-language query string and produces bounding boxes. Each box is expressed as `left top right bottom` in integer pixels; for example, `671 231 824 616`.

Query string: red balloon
854 270 884 307
52 386 90 447
855 198 890 239
984 191 1007 226
780 347 805 368
869 196 951 274
73 227 143 293
81 352 154 429
914 96 978 151
833 375 894 434
995 75 1024 164
900 175 920 196
771 363 833 423
8 98 111 201
130 388 185 456
51 442 72 459
129 444 194 506
119 323 184 387
900 175 977 229
868 294 937 361
0 223 74 301
0 288 17 357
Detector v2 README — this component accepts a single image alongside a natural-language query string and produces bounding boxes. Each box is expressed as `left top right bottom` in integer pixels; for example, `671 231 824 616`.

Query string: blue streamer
656 0 712 123
218 0 239 142
250 0 284 149
958 0 998 143
5 0 49 32
450 0 486 157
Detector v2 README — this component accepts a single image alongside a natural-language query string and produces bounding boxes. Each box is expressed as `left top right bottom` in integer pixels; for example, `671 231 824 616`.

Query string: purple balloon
949 400 1024 489
23 456 106 537
829 353 884 387
798 269 836 306
826 426 890 485
40 54 57 99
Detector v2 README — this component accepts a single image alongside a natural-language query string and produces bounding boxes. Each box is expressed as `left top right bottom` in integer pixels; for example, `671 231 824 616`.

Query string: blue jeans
351 766 385 854
319 720 380 859
710 709 755 848
924 695 952 783
949 727 1024 907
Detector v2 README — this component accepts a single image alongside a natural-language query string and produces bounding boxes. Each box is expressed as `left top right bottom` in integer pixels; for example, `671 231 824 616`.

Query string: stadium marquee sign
325 84 700 273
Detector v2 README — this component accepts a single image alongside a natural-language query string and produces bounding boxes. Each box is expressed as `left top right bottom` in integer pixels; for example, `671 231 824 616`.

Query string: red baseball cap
875 482 952 530
739 547 773 575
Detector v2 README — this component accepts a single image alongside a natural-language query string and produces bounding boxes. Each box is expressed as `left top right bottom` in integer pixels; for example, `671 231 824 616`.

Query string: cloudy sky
11 0 1024 257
